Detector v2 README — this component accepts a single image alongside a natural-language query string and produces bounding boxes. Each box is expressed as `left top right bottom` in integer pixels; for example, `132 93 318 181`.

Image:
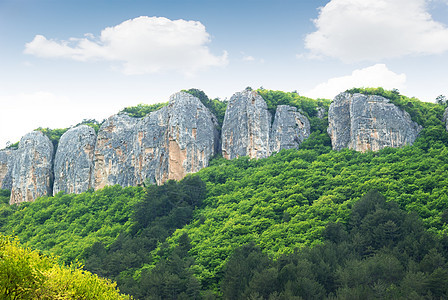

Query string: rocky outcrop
94 92 219 188
10 131 54 204
53 125 96 194
93 114 141 190
222 90 313 159
328 93 422 152
133 107 170 185
221 90 272 159
270 105 310 153
3 89 319 203
0 149 15 190
327 93 352 151
167 92 220 181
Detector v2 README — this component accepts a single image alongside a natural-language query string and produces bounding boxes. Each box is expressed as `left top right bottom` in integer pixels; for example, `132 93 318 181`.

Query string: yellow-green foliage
0 234 130 299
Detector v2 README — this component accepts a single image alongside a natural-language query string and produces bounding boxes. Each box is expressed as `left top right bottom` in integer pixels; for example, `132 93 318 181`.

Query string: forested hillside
1 88 448 299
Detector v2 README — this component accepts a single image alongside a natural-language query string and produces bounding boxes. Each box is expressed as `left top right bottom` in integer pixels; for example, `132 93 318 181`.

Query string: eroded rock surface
133 107 170 185
222 90 271 159
53 125 96 194
10 131 54 204
270 105 310 153
94 92 219 188
167 92 220 181
0 149 15 190
328 92 422 152
94 114 140 189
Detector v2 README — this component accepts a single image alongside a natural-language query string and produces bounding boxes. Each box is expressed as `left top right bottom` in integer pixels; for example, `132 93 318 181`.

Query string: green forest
1 88 448 299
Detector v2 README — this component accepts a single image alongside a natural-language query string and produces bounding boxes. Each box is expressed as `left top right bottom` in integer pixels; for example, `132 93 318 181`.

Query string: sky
1 0 448 148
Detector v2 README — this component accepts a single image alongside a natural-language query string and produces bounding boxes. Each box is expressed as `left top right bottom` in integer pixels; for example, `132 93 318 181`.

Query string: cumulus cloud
25 16 228 75
305 64 406 99
305 0 448 62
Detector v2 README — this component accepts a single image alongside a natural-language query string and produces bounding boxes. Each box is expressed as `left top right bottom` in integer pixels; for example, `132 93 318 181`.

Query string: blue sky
1 0 448 148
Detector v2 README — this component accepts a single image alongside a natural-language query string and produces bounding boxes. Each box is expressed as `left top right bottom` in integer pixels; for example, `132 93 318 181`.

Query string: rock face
133 107 170 185
10 131 54 204
3 89 320 203
53 125 97 194
328 93 422 152
94 92 219 188
94 114 141 190
167 92 220 181
222 90 272 159
0 149 15 190
270 105 310 153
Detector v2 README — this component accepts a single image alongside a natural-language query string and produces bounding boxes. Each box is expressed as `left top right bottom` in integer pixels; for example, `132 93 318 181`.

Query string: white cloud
304 64 406 99
305 0 448 62
242 55 255 61
25 16 228 75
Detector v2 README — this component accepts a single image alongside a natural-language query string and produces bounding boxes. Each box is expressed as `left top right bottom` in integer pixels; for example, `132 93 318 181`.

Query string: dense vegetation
82 176 207 295
0 186 145 263
220 190 448 299
1 88 448 298
120 102 168 118
0 234 127 299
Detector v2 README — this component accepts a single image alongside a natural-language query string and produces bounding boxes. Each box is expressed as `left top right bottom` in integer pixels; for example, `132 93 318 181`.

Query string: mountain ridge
0 88 444 204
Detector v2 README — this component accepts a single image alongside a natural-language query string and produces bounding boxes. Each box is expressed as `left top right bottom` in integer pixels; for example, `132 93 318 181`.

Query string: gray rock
0 149 15 190
167 92 220 181
53 125 96 194
94 92 219 189
222 90 271 159
94 114 140 190
443 107 448 131
328 92 422 152
133 107 170 185
10 131 54 204
270 105 310 153
327 93 353 151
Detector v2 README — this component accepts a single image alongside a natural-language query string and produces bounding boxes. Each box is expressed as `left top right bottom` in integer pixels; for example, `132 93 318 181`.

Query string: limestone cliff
93 92 219 188
270 105 310 153
221 90 271 159
93 114 141 189
167 92 220 181
53 125 97 194
10 131 54 204
328 92 422 152
0 149 15 190
5 89 428 204
133 107 170 185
